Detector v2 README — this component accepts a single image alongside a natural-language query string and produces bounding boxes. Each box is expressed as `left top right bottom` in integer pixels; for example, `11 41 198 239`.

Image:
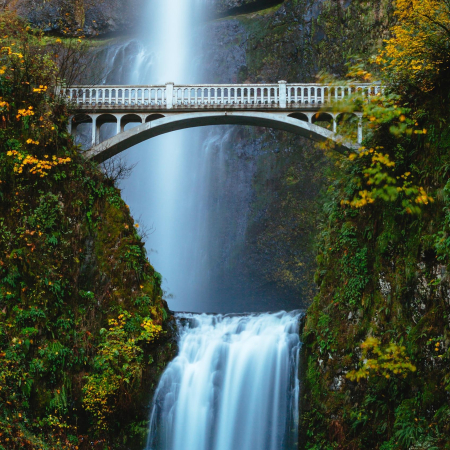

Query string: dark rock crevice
215 0 284 18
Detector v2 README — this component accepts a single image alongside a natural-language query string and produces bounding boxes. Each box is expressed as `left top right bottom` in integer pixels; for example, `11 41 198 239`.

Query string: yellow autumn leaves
378 0 450 86
6 150 71 177
347 336 417 382
16 106 35 120
83 312 163 429
342 148 434 211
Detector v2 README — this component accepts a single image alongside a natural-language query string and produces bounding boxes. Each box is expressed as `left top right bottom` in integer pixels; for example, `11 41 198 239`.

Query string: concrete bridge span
65 81 381 161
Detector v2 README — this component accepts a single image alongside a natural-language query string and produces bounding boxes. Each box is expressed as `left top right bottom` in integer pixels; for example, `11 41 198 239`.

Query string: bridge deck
64 81 381 112
66 82 381 157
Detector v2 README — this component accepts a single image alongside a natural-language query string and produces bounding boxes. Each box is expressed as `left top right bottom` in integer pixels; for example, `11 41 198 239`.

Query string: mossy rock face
215 0 285 17
0 14 176 448
0 149 176 448
11 0 147 36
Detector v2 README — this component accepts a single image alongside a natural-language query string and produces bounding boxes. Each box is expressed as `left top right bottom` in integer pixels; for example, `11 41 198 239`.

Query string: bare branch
100 155 137 185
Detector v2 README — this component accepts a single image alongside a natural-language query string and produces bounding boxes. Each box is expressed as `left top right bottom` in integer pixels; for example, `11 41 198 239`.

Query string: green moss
300 53 450 450
0 13 175 449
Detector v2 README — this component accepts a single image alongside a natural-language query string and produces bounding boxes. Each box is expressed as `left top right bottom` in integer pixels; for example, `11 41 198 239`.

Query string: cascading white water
95 2 305 448
147 311 302 450
104 0 213 312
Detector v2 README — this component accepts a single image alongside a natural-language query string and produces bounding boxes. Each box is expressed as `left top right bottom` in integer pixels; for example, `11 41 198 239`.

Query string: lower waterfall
146 311 303 450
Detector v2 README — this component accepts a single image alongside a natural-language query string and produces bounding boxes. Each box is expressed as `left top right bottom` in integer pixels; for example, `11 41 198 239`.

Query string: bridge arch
83 111 352 163
146 113 166 123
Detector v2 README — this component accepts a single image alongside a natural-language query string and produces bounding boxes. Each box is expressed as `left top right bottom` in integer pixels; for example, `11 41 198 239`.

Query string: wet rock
8 0 145 36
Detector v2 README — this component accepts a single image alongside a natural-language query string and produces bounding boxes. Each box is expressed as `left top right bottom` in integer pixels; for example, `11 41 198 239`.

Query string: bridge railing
62 82 382 109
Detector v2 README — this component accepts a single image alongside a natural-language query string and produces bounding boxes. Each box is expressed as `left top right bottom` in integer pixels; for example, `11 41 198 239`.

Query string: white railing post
166 82 174 109
278 81 287 108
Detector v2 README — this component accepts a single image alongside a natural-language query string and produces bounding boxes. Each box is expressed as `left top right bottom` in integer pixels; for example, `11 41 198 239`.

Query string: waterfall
92 1 305 448
99 0 214 312
147 311 302 450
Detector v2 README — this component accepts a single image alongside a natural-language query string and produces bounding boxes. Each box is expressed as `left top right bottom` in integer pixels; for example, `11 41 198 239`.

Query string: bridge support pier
305 113 314 123
91 115 97 147
357 114 363 145
67 116 73 135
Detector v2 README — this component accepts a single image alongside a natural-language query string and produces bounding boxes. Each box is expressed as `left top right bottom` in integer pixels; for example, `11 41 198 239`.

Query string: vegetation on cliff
302 0 450 448
0 13 174 449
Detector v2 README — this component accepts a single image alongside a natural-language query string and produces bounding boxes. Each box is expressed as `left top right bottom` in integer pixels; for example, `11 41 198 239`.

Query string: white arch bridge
66 81 381 163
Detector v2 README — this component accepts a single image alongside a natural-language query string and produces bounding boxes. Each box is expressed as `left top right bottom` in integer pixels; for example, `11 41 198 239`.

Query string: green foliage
347 337 417 382
302 0 450 448
0 12 173 450
82 312 162 430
